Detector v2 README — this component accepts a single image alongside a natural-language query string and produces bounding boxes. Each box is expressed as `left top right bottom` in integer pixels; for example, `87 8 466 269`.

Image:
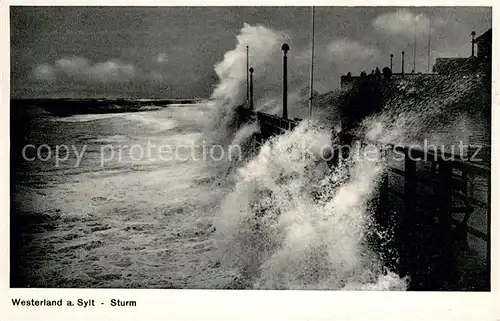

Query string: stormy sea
11 24 490 291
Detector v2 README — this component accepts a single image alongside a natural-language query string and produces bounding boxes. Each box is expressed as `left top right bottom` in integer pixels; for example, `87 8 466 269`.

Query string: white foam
214 121 405 290
52 113 128 122
123 113 178 132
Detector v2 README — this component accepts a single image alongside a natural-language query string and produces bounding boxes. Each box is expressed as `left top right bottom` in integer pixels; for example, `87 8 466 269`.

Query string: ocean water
11 102 409 290
12 103 237 288
11 97 489 290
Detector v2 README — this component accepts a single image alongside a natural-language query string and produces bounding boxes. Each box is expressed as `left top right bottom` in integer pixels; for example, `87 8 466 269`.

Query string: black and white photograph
8 5 492 295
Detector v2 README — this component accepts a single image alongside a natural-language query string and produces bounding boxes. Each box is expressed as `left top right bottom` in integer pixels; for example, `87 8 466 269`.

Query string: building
433 28 491 75
476 28 492 61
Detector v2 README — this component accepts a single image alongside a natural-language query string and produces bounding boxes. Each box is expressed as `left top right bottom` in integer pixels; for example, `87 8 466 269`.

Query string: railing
340 72 442 88
254 111 299 145
240 110 491 289
350 136 490 289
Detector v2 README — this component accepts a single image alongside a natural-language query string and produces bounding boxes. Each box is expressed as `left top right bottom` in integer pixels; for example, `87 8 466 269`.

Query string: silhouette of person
382 66 392 82
375 67 381 81
360 71 367 78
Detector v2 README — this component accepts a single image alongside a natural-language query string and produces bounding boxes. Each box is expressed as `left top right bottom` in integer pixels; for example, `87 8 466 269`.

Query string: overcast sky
10 6 491 99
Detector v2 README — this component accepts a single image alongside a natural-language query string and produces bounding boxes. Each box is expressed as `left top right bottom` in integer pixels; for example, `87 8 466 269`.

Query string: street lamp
471 31 476 57
281 43 289 120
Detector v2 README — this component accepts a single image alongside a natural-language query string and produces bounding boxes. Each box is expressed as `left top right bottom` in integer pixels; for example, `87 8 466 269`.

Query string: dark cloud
10 6 491 98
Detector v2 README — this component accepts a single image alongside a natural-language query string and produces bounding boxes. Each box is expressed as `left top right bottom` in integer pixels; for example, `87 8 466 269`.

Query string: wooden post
487 172 491 289
378 158 392 269
390 53 394 71
281 43 289 120
378 172 389 222
436 159 453 289
401 149 416 277
457 169 470 241
462 170 468 197
377 147 389 224
249 67 254 110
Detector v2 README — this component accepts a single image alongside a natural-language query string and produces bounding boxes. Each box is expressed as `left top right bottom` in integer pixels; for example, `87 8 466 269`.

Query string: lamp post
308 6 315 121
471 31 476 57
390 53 394 70
246 46 249 104
281 43 289 120
413 21 417 73
402 51 405 76
427 17 432 73
249 67 254 110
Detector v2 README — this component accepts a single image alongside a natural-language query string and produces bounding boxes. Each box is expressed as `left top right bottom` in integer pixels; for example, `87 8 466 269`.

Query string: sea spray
206 22 487 291
205 22 332 149
359 72 490 146
214 121 407 290
222 123 260 179
205 23 287 148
